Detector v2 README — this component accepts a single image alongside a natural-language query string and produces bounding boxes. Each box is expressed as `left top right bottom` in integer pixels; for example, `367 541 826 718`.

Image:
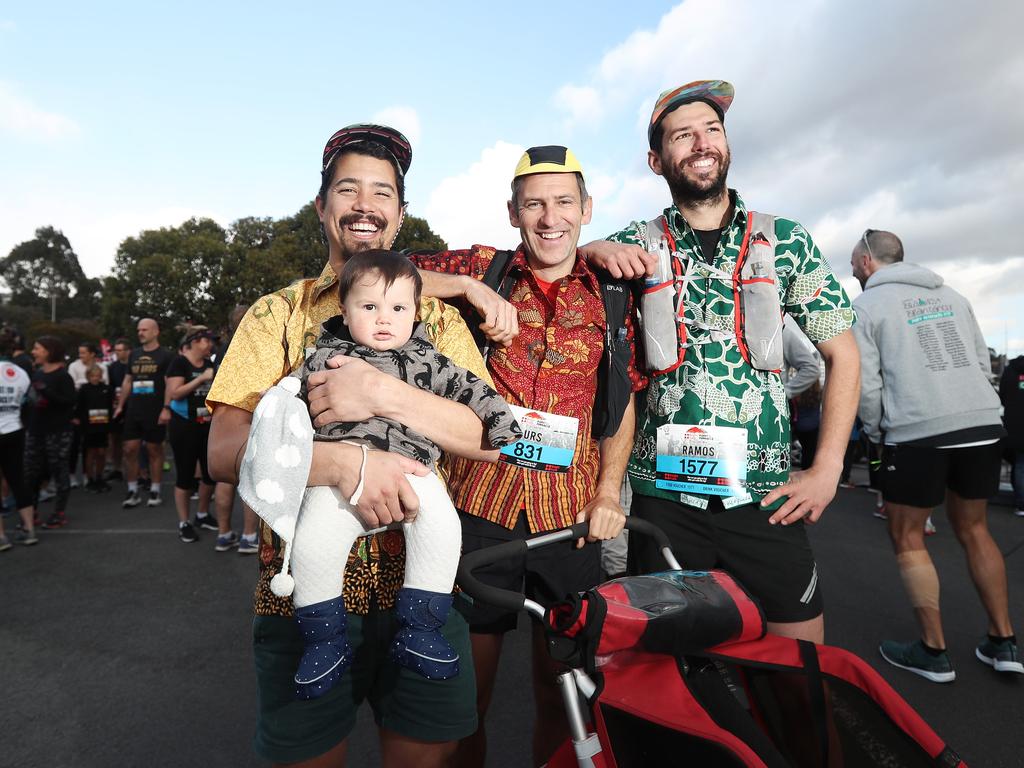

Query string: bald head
854 230 903 265
137 317 161 347
851 229 904 289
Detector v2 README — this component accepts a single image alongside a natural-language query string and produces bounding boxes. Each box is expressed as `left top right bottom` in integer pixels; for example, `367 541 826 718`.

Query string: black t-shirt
77 383 114 434
126 346 174 411
694 227 723 264
28 367 76 434
166 355 213 423
107 360 127 397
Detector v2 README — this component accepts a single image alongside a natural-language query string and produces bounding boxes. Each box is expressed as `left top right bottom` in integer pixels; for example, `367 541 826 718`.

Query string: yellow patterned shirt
207 262 490 616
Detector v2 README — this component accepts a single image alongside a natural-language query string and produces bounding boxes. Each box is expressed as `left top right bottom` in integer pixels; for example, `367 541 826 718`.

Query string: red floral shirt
411 245 645 532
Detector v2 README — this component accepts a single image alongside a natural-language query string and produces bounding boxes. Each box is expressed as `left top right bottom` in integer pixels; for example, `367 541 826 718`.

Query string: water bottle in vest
641 218 679 372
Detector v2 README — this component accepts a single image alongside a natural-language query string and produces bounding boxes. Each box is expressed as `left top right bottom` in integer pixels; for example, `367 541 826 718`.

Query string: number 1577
680 458 718 474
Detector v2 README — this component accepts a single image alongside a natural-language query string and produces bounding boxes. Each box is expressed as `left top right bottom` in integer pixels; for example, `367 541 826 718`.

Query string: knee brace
896 549 940 611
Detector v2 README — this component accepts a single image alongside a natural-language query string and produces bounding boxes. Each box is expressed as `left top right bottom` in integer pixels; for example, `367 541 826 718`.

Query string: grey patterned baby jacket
293 316 521 470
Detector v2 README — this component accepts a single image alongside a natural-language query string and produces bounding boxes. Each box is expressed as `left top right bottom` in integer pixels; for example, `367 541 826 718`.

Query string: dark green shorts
253 602 477 764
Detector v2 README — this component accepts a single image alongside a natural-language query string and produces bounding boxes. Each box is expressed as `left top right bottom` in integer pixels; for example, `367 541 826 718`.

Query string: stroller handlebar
456 517 676 615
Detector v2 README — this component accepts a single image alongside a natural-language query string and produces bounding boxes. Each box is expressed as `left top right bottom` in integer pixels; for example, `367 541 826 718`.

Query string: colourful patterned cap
513 145 584 179
648 80 734 148
321 124 412 178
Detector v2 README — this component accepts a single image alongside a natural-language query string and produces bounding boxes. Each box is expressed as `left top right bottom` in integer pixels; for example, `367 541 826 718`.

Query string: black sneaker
976 637 1024 674
42 513 67 529
178 522 199 543
879 639 955 683
195 514 219 531
123 490 142 508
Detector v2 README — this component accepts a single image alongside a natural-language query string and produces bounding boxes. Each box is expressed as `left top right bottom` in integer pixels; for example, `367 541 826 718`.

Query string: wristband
349 444 369 506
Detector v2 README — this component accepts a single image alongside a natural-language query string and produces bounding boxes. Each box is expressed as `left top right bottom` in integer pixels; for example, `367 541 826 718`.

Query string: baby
239 250 520 699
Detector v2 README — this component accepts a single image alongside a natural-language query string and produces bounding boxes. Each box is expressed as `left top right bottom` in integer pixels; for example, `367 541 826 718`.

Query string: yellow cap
513 145 584 179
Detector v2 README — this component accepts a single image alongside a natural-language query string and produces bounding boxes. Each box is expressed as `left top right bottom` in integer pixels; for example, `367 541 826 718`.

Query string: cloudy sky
2 1 1021 354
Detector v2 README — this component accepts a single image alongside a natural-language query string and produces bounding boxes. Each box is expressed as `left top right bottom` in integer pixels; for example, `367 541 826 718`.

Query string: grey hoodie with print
851 261 1001 444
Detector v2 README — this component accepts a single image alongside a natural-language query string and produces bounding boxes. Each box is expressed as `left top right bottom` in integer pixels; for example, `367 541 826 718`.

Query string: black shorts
880 441 1001 508
168 416 213 490
456 511 602 634
82 432 108 450
627 494 823 624
122 404 165 443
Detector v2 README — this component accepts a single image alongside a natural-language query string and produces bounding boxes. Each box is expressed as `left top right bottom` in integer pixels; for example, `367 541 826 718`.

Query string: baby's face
341 273 417 352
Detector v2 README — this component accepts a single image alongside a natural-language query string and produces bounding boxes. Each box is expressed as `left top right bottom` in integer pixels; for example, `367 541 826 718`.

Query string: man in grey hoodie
851 228 1020 683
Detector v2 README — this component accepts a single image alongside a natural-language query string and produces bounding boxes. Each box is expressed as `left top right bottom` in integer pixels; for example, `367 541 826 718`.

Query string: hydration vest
641 212 784 376
470 250 634 440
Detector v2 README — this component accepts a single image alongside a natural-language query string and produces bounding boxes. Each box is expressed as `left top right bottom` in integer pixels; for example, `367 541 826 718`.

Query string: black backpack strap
470 249 516 354
591 268 635 440
798 640 830 767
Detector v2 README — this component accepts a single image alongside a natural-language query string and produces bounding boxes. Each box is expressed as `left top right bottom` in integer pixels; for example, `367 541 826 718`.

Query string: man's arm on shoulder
762 328 860 525
575 396 635 546
578 234 656 280
413 246 518 347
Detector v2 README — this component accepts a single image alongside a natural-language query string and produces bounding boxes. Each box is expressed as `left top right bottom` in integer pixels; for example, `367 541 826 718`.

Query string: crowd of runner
0 312 258 551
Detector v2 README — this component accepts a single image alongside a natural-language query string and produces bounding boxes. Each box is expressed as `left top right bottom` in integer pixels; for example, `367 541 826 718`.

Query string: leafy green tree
0 226 99 320
394 214 447 252
103 218 229 345
98 206 447 342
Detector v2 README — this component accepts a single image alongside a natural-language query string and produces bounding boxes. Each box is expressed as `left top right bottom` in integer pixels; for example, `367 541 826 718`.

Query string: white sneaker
38 487 56 502
924 516 937 536
147 492 162 507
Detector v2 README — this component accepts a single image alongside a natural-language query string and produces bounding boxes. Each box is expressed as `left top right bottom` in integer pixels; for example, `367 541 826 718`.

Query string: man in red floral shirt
411 146 645 767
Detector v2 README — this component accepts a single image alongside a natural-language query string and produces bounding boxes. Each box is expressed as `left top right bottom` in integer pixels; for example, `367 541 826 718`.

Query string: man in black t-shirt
113 319 174 508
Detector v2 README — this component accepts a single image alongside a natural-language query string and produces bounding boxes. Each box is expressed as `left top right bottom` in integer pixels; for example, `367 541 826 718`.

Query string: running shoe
873 505 888 520
147 491 162 508
38 487 56 502
15 530 39 546
1015 506 1024 518
975 637 1024 674
924 517 937 536
178 521 199 543
42 513 67 529
0 536 11 552
879 639 955 683
123 490 142 508
238 533 259 555
195 514 219 531
215 531 239 552
69 477 81 489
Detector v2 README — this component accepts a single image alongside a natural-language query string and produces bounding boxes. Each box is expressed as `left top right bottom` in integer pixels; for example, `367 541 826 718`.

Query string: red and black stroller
456 518 967 767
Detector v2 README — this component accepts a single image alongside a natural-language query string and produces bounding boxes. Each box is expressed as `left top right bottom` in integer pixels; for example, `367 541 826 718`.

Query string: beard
336 212 390 256
663 148 731 206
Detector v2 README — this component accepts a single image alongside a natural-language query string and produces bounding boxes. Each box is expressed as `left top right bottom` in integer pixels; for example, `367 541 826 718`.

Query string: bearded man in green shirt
588 81 860 644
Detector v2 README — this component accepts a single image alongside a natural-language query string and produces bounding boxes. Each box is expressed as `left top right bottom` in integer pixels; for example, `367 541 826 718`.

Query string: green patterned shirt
609 191 855 509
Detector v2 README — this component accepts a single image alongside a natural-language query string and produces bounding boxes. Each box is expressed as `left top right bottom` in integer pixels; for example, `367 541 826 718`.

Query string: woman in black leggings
0 325 39 548
165 325 217 543
24 335 76 529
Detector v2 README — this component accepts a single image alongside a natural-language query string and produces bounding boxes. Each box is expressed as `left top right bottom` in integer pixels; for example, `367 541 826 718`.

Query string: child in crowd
75 364 113 492
240 250 521 699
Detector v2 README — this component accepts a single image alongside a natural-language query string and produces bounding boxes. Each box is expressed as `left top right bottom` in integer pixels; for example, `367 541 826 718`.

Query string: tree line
0 204 446 349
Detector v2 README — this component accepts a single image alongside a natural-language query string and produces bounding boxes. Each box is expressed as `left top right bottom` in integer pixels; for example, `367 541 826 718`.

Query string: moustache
338 213 388 230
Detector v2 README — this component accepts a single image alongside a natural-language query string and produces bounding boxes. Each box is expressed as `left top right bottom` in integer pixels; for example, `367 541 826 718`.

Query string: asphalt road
3 467 1022 768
